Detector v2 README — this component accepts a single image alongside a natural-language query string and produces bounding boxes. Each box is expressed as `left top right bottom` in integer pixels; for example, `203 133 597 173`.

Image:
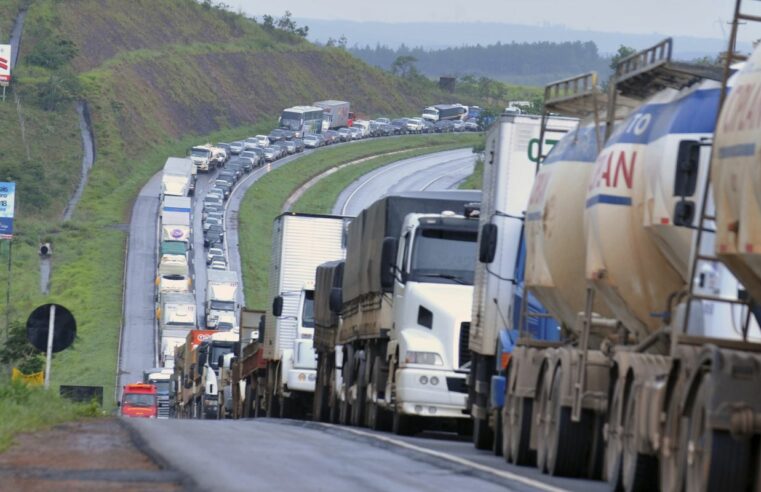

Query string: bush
26 32 77 69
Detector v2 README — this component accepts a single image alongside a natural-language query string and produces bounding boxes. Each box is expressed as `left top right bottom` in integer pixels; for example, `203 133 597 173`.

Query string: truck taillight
501 352 511 370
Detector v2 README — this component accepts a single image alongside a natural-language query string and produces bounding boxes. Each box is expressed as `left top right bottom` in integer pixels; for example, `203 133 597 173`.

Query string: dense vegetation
350 41 611 85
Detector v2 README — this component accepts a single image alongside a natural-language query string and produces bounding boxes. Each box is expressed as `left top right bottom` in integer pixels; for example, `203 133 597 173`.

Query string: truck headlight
405 351 443 366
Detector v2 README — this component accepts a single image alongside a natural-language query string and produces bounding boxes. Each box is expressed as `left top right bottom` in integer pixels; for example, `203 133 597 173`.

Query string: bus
421 104 468 122
278 106 324 137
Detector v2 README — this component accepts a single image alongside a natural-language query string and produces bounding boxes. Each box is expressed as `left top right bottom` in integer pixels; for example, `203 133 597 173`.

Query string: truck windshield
191 148 211 158
302 290 315 328
409 227 477 285
210 300 235 311
123 393 156 407
210 345 233 370
151 381 170 395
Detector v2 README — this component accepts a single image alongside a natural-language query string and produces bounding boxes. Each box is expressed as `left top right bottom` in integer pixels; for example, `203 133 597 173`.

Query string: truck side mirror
674 140 700 197
380 237 398 292
272 296 284 317
479 223 498 263
673 200 695 227
329 287 343 313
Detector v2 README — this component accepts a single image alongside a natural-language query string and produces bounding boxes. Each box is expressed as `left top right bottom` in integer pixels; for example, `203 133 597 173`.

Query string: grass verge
458 157 484 190
238 133 481 310
0 381 100 452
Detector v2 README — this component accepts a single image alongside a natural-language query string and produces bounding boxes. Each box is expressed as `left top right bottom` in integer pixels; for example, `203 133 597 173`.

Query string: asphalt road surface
332 148 476 216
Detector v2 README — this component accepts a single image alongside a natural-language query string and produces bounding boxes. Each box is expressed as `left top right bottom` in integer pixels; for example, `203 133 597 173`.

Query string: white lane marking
340 150 468 215
320 424 569 492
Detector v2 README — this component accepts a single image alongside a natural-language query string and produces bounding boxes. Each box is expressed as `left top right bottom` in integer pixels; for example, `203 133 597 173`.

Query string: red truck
120 383 158 418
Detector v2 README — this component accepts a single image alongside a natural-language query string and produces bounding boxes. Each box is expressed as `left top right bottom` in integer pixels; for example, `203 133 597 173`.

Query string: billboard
0 182 16 239
0 44 11 86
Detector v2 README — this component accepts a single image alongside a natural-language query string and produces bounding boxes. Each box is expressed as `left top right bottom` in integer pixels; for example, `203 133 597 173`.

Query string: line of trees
350 41 612 85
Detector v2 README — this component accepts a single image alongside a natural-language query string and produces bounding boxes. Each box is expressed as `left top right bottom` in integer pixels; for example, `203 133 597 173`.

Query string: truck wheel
279 396 291 419
507 396 535 466
535 367 551 473
351 351 367 427
686 376 751 492
472 415 492 450
605 380 625 488
659 390 687 492
492 410 503 456
621 384 658 491
393 405 415 436
546 365 597 478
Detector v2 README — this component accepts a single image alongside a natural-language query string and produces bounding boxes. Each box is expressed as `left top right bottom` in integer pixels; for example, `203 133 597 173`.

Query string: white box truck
264 213 350 418
161 157 195 197
314 100 352 131
205 270 239 329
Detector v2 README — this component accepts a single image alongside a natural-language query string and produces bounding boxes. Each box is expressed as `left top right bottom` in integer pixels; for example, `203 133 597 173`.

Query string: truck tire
659 388 687 492
605 380 625 489
393 405 415 436
472 354 494 450
366 356 391 431
351 349 367 427
507 396 535 466
243 384 253 419
544 365 595 478
472 415 492 450
492 410 503 456
686 376 752 492
621 384 658 491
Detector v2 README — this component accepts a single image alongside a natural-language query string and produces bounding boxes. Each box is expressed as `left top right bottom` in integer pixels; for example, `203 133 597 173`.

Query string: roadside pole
43 304 56 389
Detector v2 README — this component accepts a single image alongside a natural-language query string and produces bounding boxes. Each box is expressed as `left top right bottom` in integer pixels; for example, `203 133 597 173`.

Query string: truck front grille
446 377 467 394
458 322 471 368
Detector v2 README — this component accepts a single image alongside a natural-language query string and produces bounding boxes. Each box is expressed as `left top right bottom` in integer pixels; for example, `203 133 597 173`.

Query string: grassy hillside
0 0 465 403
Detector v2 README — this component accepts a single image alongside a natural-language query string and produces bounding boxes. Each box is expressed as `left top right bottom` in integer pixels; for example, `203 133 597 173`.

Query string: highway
119 143 609 491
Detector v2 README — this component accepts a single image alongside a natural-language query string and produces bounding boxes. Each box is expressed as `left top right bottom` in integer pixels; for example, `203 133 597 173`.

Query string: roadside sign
0 182 15 239
26 303 77 353
0 44 11 86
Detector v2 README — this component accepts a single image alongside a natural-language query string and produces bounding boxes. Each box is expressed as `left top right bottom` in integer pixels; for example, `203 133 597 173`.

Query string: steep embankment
0 0 456 402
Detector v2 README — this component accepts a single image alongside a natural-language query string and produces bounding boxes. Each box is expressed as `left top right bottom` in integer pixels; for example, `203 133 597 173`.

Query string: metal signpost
0 44 10 102
0 182 14 341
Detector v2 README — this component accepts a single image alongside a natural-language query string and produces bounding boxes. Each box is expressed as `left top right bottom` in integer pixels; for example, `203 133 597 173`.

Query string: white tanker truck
493 35 761 492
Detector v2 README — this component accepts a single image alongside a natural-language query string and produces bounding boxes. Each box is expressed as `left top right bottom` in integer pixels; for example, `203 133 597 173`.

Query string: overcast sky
225 0 761 41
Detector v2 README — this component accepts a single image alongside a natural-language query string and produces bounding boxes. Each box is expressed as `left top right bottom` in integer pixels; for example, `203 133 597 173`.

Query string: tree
391 55 418 78
610 45 636 70
0 321 44 374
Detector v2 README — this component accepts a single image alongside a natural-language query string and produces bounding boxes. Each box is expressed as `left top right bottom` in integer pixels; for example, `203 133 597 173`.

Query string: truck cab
190 146 213 172
143 369 173 419
283 285 318 393
383 211 478 423
120 383 158 418
195 331 237 418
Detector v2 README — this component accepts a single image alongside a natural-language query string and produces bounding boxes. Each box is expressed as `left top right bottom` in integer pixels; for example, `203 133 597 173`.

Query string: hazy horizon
225 0 761 44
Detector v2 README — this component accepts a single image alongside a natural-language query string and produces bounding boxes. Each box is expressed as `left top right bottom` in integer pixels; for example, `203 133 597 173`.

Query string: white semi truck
314 191 481 434
467 112 578 450
205 270 238 329
264 213 350 418
161 157 195 197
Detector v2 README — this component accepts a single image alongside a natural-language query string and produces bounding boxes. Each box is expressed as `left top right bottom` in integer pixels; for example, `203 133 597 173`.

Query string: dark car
279 129 295 140
390 119 408 135
204 225 225 248
292 139 305 152
239 150 261 167
219 167 240 182
268 128 287 142
435 120 456 133
323 130 341 144
228 157 252 173
271 142 288 158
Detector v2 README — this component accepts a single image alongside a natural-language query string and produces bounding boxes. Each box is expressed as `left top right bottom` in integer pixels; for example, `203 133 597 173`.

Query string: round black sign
26 304 76 353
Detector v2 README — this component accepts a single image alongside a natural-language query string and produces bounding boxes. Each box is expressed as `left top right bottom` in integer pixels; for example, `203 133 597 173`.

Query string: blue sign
0 182 16 239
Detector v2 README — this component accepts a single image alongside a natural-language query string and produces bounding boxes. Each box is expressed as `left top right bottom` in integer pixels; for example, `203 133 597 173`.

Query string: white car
203 217 222 232
255 135 271 147
229 141 245 154
210 259 227 270
244 137 259 150
207 247 224 264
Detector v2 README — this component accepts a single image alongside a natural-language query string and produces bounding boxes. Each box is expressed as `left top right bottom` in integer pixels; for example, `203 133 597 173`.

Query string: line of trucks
200 33 761 491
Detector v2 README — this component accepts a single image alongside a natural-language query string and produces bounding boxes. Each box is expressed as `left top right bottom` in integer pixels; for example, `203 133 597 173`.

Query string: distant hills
301 18 746 60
